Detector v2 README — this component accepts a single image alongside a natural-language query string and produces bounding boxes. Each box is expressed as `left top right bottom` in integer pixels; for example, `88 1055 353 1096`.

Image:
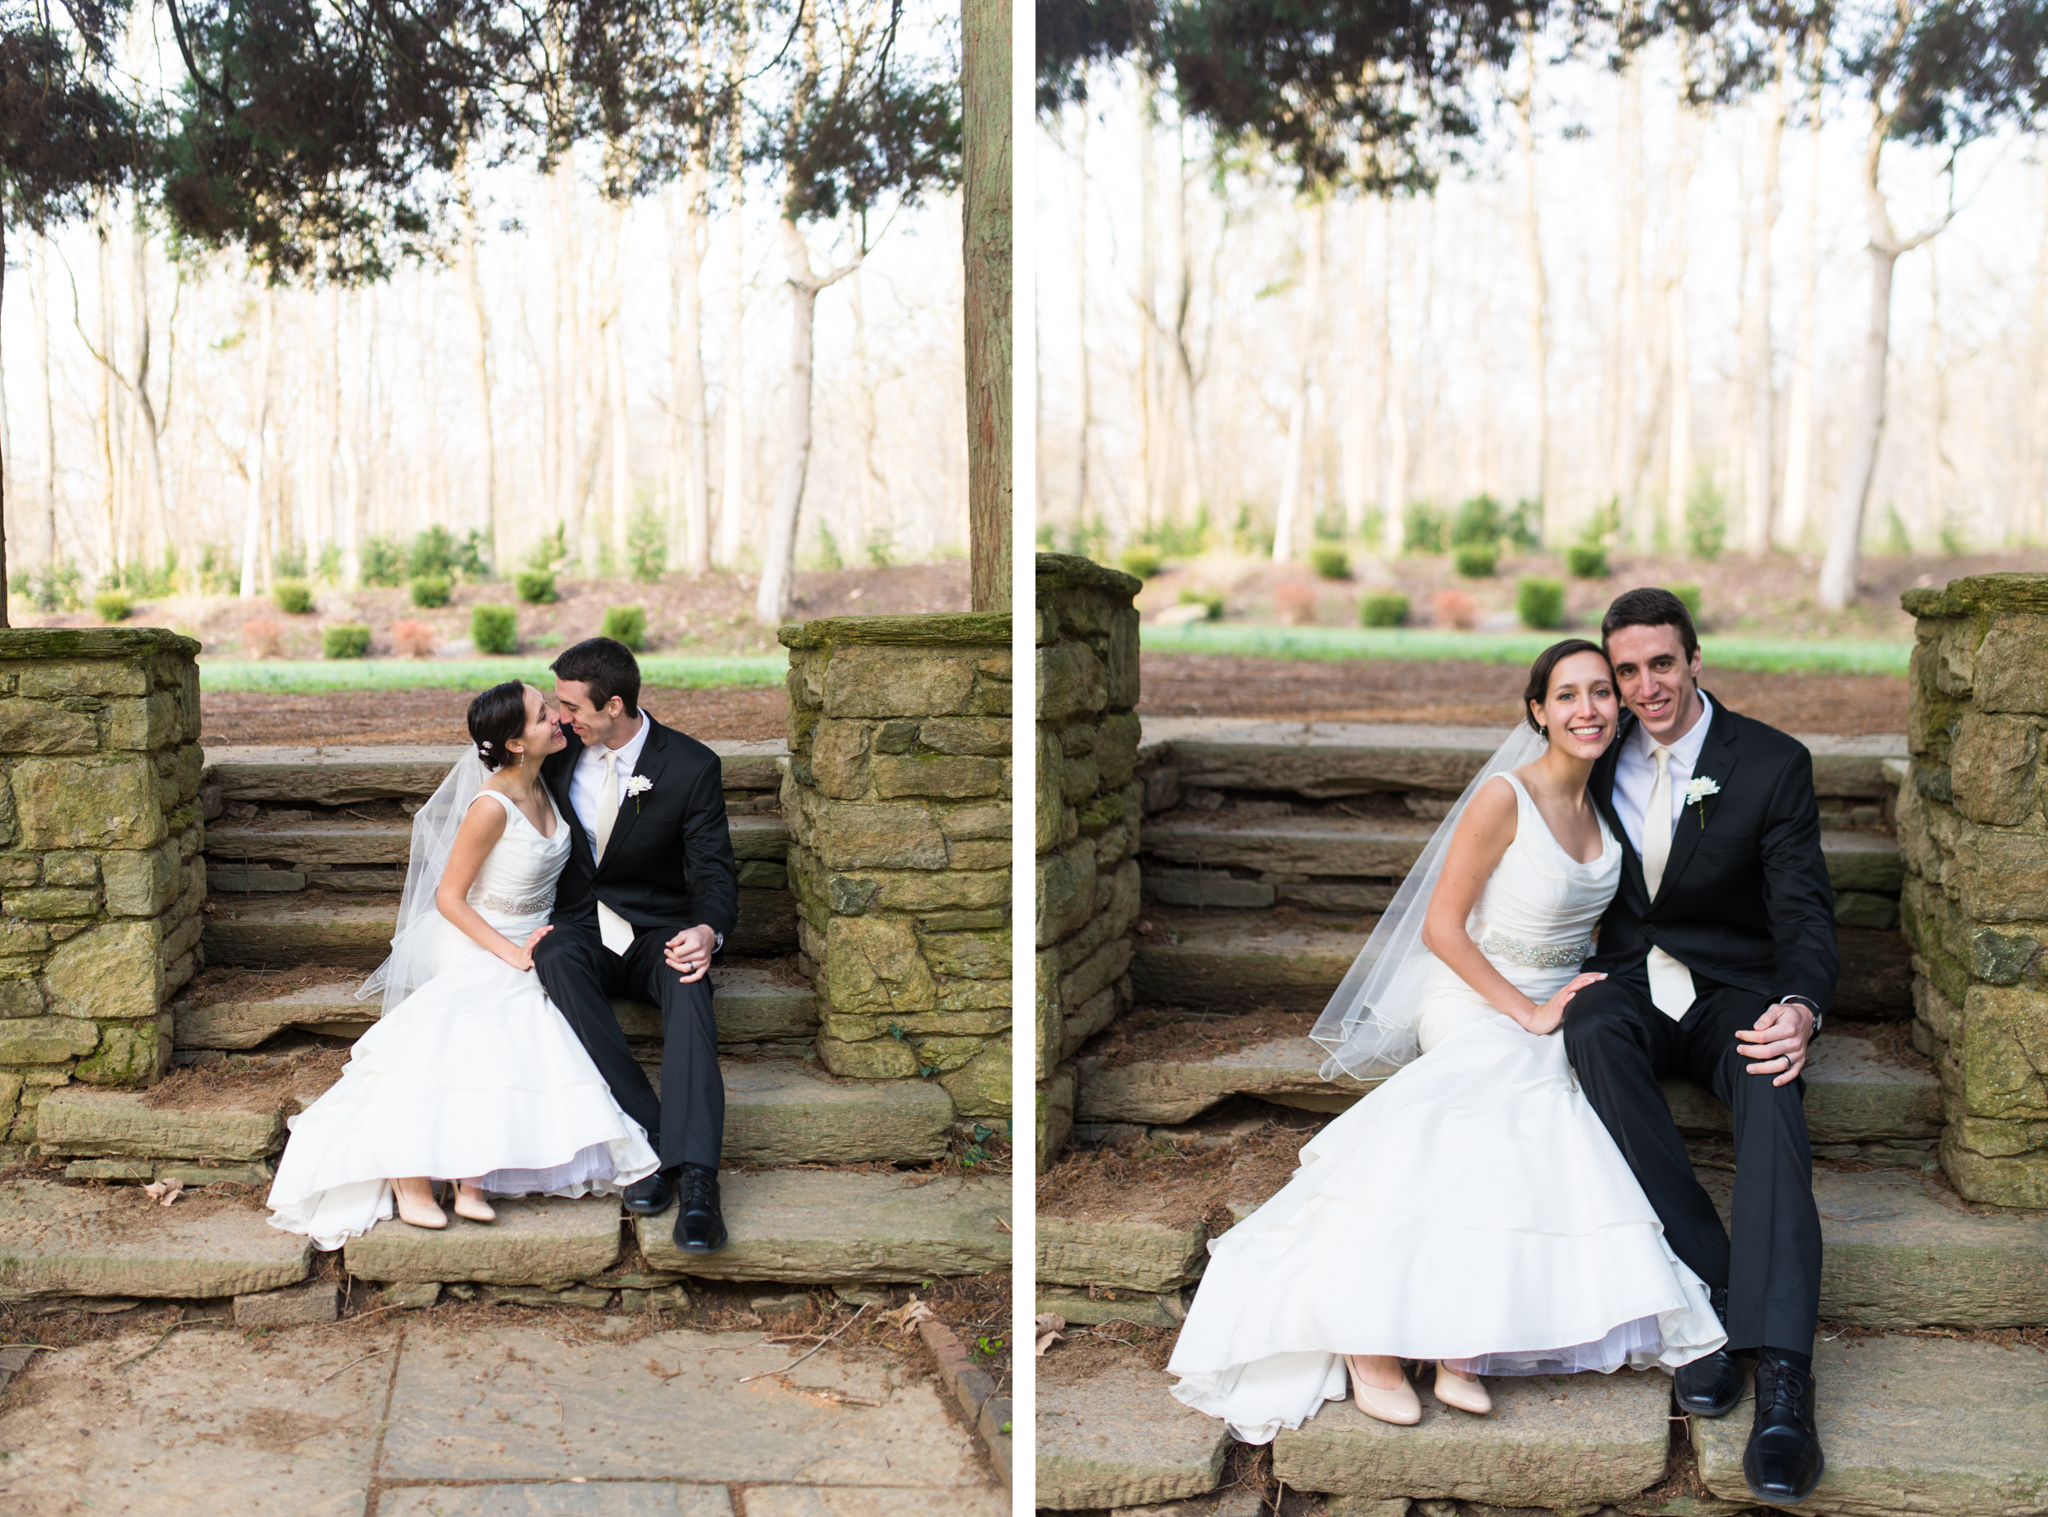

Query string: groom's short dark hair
1601 587 1699 658
553 637 642 714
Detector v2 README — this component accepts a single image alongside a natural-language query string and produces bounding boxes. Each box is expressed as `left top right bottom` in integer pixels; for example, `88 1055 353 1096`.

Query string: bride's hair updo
468 681 532 771
1523 639 1613 734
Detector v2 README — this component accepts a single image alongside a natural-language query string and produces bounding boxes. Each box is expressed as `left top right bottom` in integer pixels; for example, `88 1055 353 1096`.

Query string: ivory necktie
590 750 635 956
1640 745 1696 1019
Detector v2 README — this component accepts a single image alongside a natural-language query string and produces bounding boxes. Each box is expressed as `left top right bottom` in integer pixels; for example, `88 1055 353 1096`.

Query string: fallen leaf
1035 1313 1066 1334
1035 1331 1064 1356
884 1297 934 1330
141 1178 184 1208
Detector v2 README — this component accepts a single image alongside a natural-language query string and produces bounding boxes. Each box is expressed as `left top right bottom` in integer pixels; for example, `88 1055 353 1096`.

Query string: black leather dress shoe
674 1165 728 1254
1744 1351 1825 1504
1674 1290 1742 1417
622 1167 676 1216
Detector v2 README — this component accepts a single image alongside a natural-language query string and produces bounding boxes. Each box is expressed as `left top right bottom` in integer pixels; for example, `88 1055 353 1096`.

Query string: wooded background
1036 4 2048 612
2 0 990 625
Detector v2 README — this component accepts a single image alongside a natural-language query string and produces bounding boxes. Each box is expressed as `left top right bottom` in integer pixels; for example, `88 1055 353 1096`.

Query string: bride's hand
1526 971 1606 1035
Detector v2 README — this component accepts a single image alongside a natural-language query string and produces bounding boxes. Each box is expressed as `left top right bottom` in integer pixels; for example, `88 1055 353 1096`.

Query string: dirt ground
200 652 1908 745
1138 653 1909 735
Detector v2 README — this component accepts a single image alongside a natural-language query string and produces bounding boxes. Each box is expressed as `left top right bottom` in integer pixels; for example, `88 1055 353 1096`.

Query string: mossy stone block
42 920 162 1023
12 756 163 850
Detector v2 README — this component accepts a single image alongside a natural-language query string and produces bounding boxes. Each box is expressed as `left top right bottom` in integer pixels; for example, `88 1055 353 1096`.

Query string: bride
267 681 659 1249
1166 639 1723 1443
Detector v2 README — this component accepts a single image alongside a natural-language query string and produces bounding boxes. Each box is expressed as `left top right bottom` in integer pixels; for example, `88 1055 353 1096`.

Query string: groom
534 636 740 1253
1564 588 1835 1504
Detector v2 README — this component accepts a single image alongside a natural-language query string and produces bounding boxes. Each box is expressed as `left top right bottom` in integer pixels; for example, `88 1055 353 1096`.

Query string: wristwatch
1778 993 1822 1032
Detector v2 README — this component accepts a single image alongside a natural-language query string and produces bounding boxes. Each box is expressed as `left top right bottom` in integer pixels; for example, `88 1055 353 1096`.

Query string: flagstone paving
0 1315 1002 1516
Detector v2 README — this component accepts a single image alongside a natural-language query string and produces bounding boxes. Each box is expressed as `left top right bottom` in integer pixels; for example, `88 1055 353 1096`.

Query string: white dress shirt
1612 690 1715 862
568 707 653 844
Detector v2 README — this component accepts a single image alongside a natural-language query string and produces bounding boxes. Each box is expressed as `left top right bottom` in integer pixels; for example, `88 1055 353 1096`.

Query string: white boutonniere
624 774 653 812
1683 775 1721 828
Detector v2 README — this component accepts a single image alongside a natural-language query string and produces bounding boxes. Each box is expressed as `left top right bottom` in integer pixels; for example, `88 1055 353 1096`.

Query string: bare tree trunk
1608 52 1643 529
1135 73 1161 536
1663 55 1704 549
605 192 632 574
1818 92 1946 610
670 165 712 572
34 239 57 572
1777 54 1824 549
1382 199 1411 558
1165 106 1201 526
339 291 364 585
1341 197 1381 541
850 272 886 557
1072 100 1093 535
238 286 275 598
716 0 751 570
1738 42 1787 554
1274 200 1325 562
1507 36 1553 540
458 158 499 570
755 218 857 625
962 0 1011 609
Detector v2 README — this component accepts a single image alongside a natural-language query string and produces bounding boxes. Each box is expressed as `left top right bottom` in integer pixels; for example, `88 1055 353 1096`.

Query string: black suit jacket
1584 692 1839 1017
540 716 740 944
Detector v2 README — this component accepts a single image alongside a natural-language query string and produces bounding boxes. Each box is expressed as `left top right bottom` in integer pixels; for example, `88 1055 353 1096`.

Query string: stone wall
1897 572 2048 1208
780 613 1012 1121
0 629 206 1149
1034 555 1142 1164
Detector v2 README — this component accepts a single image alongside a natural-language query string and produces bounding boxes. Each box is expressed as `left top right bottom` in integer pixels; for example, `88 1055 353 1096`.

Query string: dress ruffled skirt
266 927 658 1251
1166 993 1724 1444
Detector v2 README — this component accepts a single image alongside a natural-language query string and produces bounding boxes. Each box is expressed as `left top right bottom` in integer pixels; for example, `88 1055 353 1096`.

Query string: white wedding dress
267 788 660 1250
1167 772 1725 1444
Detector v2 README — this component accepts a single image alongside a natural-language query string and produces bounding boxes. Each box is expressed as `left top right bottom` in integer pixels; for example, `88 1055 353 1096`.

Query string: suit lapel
1591 718 1647 899
594 718 670 874
1650 696 1738 906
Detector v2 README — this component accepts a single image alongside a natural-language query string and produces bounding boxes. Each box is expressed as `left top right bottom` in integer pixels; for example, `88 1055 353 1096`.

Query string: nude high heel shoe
392 1177 446 1230
1345 1356 1422 1426
449 1182 496 1224
1434 1361 1493 1415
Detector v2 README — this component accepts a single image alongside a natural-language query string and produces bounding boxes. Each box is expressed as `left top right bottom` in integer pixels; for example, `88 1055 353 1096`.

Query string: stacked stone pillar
1897 572 2048 1207
780 613 1012 1121
0 630 207 1150
1034 555 1142 1164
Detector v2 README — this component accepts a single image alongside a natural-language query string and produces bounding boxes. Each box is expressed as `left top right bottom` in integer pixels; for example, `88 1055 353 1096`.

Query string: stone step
174 961 819 1051
0 1176 312 1301
202 887 798 968
1075 1025 1941 1143
1140 813 1902 895
205 740 788 805
35 1057 956 1168
204 812 792 867
1142 720 1906 803
1038 1356 1230 1510
634 1168 1010 1283
345 1193 625 1289
1272 1364 1673 1507
1131 909 1911 1019
1040 1167 2048 1328
1692 1335 2047 1517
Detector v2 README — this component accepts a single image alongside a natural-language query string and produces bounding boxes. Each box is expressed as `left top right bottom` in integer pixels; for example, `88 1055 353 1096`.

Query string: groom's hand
1736 1002 1816 1086
664 924 717 983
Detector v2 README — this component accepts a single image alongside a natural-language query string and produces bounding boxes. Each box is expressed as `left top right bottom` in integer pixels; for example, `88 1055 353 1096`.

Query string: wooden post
962 0 1012 612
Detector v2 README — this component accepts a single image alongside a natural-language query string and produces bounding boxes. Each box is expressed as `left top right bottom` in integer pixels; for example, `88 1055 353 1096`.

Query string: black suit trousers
533 920 722 1172
1562 974 1821 1357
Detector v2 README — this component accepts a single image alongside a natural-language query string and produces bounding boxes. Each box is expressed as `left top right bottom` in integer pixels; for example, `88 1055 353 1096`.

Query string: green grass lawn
199 653 789 694
1141 623 1914 676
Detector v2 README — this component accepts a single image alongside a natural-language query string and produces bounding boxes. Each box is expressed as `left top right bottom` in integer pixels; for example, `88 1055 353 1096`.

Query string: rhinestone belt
471 888 556 917
1480 929 1593 970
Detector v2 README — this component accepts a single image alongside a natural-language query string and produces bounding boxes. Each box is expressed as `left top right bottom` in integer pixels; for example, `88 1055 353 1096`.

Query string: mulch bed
1038 1124 1320 1234
139 1047 347 1113
204 684 791 747
1140 652 1909 736
1081 1006 1320 1068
